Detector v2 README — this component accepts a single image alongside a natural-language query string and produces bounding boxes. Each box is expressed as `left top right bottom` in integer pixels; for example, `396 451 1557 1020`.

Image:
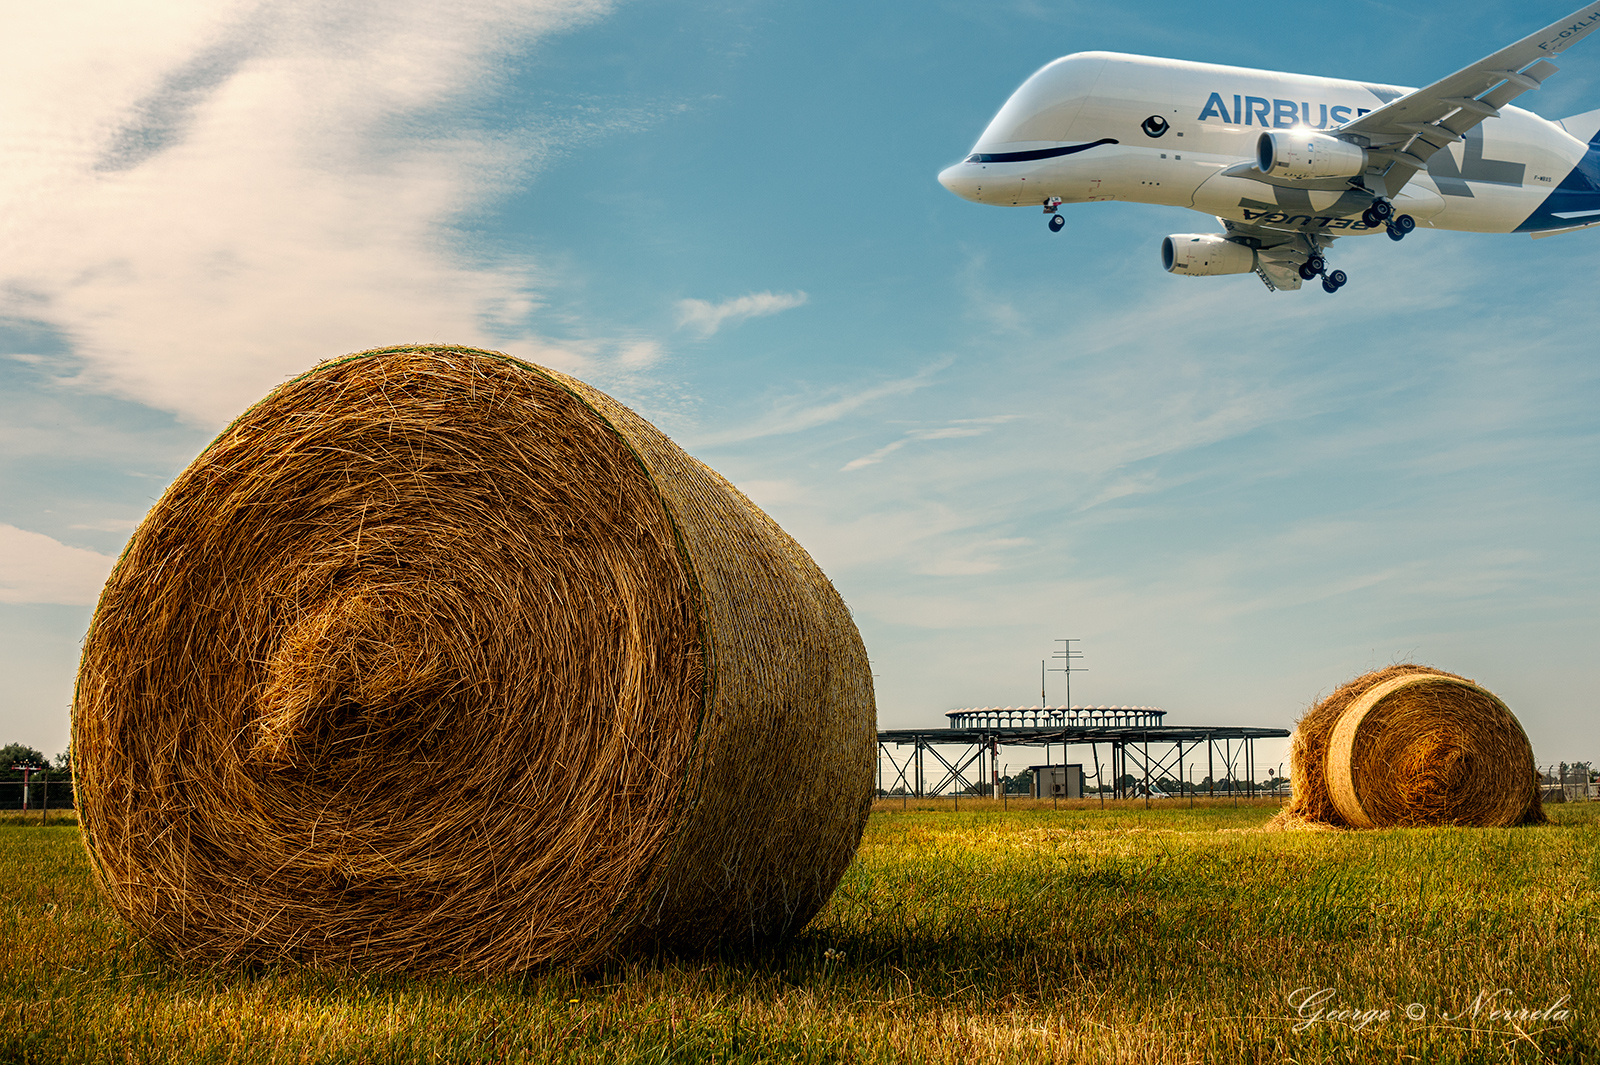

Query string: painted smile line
963 138 1119 164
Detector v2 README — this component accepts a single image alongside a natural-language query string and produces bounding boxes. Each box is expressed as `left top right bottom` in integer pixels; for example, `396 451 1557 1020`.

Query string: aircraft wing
1336 2 1600 197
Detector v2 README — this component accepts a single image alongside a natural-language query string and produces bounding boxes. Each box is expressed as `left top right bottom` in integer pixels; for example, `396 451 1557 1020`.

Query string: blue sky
3 0 1597 775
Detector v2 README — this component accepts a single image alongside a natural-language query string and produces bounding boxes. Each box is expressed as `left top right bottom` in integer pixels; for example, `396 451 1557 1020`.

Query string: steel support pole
1091 741 1102 808
1228 740 1236 805
1143 738 1151 809
1181 742 1188 807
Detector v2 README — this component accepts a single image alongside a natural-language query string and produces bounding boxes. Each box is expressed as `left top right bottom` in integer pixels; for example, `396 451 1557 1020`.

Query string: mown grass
2 799 1595 1064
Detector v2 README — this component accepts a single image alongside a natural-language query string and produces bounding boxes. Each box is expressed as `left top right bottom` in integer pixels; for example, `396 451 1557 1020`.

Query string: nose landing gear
1044 197 1065 232
1048 214 1066 232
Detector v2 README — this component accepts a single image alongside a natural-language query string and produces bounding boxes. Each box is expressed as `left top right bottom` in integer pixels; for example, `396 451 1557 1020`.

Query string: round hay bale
72 345 876 973
1279 665 1543 829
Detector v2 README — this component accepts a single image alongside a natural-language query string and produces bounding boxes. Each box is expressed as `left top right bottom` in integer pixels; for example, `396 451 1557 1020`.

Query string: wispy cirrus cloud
0 525 117 606
0 0 617 427
674 290 808 337
688 358 950 447
841 416 1022 471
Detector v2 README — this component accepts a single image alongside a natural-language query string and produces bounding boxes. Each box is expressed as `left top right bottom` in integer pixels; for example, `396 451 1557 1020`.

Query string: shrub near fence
0 778 74 811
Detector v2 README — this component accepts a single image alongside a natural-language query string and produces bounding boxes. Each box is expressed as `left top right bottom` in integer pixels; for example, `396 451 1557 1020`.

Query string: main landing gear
1386 214 1416 241
1362 198 1416 241
1297 253 1346 293
1044 197 1065 232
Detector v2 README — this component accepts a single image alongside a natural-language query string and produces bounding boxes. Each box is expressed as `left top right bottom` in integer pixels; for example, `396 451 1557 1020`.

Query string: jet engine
1161 234 1256 276
1256 130 1367 181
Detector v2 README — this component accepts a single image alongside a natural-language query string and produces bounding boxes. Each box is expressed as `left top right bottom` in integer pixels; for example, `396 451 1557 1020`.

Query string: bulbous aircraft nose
938 161 982 202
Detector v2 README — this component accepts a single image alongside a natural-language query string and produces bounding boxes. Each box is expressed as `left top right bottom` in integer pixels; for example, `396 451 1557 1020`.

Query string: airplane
937 3 1600 292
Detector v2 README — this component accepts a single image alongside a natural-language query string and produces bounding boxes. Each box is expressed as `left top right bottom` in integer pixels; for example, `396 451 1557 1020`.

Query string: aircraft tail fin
1559 106 1600 144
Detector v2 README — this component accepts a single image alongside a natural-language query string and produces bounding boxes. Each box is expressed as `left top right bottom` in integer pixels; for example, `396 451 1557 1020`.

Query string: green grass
2 799 1596 1064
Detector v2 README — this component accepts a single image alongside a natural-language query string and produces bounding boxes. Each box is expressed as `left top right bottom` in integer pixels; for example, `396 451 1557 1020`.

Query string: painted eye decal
1142 115 1170 137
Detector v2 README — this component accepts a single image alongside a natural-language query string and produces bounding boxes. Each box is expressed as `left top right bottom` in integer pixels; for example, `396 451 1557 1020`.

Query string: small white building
1030 763 1084 799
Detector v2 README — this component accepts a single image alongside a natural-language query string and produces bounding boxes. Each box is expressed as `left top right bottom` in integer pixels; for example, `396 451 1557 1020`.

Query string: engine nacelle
1256 130 1367 180
1161 234 1256 276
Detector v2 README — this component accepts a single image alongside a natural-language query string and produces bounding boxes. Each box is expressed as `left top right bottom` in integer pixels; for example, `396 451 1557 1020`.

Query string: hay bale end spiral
1279 664 1544 829
72 345 876 972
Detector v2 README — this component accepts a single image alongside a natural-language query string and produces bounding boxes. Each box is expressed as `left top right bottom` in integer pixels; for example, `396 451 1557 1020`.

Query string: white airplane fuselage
938 52 1600 238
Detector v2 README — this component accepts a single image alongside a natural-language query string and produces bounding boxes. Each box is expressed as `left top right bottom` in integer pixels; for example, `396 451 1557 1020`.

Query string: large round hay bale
1280 665 1543 829
72 345 876 973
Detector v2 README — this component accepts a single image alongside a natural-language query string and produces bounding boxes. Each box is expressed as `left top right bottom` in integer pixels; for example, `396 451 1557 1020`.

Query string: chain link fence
0 777 74 811
8 767 1596 811
1539 763 1597 803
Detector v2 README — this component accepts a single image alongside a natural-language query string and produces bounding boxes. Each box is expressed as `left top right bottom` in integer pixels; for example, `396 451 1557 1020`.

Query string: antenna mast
1049 638 1085 708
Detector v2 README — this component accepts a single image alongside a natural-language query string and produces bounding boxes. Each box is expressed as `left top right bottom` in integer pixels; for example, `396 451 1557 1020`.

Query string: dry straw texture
73 345 876 973
1277 664 1543 829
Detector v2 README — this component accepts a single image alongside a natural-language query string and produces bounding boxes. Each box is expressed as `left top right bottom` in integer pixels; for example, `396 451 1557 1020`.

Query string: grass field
2 799 1596 1064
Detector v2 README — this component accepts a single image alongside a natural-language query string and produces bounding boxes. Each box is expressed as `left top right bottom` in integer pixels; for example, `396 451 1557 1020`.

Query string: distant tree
53 746 72 777
0 744 50 782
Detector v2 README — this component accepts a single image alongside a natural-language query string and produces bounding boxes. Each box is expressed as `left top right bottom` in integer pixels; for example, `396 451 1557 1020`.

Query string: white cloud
841 416 1019 471
735 479 806 506
614 338 664 370
68 518 143 533
841 438 909 472
0 0 615 427
674 290 808 337
690 359 950 447
0 526 118 606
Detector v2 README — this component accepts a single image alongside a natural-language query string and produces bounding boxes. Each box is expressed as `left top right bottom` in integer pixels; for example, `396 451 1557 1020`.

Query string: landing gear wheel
1307 254 1326 274
1299 263 1318 281
1048 213 1065 232
1329 269 1347 288
1323 278 1339 293
1386 213 1415 241
1370 198 1393 222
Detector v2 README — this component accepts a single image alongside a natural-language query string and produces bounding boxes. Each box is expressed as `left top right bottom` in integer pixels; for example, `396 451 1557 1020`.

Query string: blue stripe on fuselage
1516 128 1600 231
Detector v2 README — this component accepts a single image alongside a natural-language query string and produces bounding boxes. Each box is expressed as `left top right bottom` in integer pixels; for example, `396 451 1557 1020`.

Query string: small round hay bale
1280 665 1543 829
72 345 876 973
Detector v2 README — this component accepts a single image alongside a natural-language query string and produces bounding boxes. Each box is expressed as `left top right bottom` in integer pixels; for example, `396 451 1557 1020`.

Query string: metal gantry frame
877 711 1288 801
